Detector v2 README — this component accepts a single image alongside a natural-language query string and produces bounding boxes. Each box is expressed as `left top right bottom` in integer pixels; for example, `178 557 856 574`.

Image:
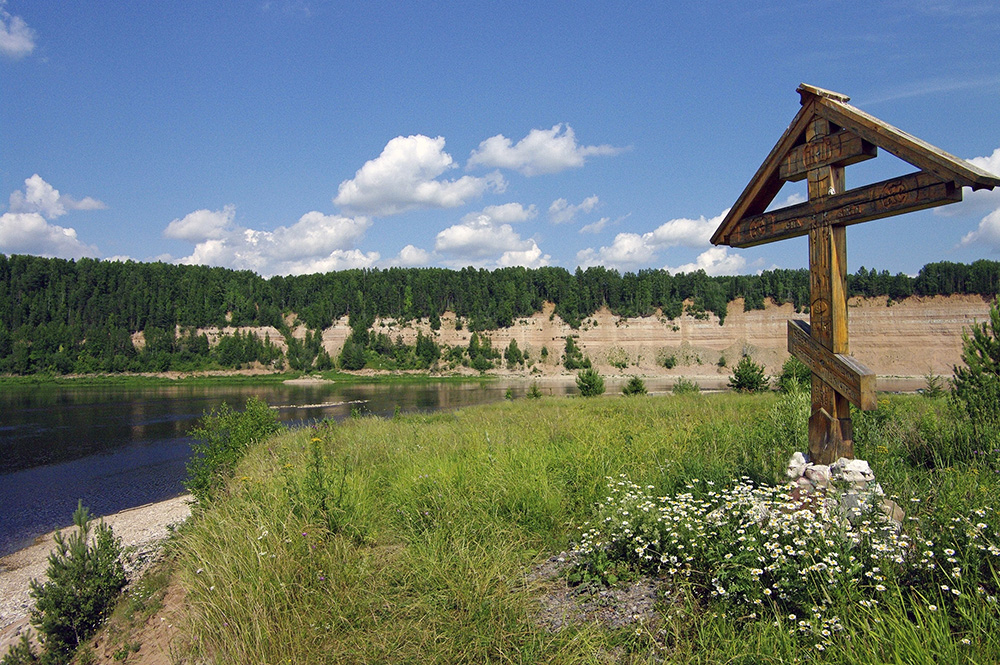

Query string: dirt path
0 495 192 655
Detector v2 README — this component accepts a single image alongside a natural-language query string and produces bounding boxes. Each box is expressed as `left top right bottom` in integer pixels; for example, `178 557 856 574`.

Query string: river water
0 378 586 557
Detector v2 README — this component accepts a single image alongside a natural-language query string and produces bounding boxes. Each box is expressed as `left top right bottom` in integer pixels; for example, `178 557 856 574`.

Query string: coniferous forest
1 253 998 376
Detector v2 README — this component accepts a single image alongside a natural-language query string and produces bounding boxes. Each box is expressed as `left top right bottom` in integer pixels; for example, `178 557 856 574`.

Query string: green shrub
186 396 283 503
659 351 677 369
575 367 605 397
526 382 542 399
28 502 127 661
728 354 769 393
777 355 811 393
563 336 591 370
672 376 700 395
952 296 1000 433
504 339 523 369
621 375 647 396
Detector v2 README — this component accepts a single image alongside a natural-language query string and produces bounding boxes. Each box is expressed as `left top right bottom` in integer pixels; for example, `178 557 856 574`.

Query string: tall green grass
173 392 1000 663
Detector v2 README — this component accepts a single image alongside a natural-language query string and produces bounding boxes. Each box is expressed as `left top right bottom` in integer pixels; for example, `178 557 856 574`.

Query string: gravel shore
0 494 192 654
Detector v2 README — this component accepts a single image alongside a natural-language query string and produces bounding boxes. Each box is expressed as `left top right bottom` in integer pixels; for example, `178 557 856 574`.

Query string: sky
2 1 999 279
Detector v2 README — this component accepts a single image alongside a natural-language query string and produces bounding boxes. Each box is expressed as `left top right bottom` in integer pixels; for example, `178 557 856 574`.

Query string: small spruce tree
576 367 605 397
29 502 127 661
622 375 647 396
728 354 769 393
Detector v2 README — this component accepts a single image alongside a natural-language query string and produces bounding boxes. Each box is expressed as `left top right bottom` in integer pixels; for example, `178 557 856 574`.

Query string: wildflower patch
573 474 1000 650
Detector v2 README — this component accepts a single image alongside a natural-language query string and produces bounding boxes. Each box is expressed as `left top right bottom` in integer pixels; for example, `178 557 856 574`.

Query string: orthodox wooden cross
712 84 1000 466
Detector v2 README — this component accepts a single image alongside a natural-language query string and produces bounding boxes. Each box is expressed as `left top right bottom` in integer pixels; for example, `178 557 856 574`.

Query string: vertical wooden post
806 118 855 465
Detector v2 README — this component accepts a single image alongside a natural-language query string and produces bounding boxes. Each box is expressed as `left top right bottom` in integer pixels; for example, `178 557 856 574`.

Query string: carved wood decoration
713 83 1000 465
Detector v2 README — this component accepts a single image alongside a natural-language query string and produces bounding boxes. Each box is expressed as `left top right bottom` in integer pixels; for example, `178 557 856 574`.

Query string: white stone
804 464 831 488
786 451 807 479
831 458 874 484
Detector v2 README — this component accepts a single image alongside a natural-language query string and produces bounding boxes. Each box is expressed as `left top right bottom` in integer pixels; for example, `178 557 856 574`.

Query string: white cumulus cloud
953 147 1000 250
468 124 625 176
958 207 1000 250
167 206 375 276
334 134 504 216
164 205 236 241
479 202 537 223
576 209 728 270
434 206 549 268
665 246 747 277
1 175 103 259
0 212 99 259
8 174 107 219
549 195 599 224
0 1 35 59
383 244 433 268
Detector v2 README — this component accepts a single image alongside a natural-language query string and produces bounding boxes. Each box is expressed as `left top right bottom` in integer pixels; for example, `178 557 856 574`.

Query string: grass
168 391 1000 663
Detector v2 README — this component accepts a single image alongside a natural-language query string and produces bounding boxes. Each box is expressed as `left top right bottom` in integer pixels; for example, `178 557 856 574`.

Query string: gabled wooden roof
712 83 1000 248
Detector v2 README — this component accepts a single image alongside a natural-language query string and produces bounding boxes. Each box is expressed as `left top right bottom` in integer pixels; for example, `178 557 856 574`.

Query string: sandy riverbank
0 494 193 655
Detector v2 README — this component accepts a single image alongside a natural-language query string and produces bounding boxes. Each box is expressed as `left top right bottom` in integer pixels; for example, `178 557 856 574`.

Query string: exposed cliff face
314 294 992 378
185 294 992 380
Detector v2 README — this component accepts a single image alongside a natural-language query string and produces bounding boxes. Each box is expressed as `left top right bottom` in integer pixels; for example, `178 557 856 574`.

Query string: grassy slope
172 393 1000 663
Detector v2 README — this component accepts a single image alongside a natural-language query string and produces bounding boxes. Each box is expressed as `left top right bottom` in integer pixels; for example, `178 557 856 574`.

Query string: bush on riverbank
185 396 283 503
168 391 1000 663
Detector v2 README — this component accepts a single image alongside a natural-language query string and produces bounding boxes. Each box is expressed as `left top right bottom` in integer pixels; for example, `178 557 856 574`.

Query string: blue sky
2 1 999 278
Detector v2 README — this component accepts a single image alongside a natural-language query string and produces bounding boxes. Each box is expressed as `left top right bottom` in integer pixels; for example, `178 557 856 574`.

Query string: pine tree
952 296 1000 430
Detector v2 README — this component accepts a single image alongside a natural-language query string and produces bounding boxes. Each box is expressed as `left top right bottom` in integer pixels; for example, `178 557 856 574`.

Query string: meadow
169 389 1000 664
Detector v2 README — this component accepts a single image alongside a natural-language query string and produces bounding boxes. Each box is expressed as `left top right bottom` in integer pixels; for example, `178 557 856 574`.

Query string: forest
1 253 998 375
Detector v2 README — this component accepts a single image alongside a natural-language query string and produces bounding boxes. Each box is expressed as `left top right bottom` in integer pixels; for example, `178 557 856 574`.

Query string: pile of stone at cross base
785 452 905 524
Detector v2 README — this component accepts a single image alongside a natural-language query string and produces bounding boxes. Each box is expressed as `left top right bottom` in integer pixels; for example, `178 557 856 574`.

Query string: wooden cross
712 84 1000 466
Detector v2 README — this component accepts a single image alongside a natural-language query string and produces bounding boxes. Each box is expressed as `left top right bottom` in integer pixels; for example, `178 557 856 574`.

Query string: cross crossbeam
712 84 1000 465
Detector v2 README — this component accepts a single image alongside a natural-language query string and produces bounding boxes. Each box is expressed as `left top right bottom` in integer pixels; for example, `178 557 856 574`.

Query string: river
0 378 589 557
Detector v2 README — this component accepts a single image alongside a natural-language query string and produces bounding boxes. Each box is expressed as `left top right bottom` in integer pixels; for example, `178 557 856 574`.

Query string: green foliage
414 331 440 367
606 346 629 370
3 254 999 375
717 354 727 368
467 333 500 372
337 336 367 370
621 375 647 396
283 434 363 541
28 502 127 662
777 355 812 393
575 367 605 397
923 371 947 398
728 355 769 393
562 336 590 370
659 351 677 369
503 339 524 369
526 382 542 399
185 396 283 503
672 376 700 395
0 634 39 665
952 296 1000 434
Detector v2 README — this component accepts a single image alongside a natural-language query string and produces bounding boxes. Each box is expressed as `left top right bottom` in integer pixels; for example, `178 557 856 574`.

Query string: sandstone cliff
312 294 993 380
